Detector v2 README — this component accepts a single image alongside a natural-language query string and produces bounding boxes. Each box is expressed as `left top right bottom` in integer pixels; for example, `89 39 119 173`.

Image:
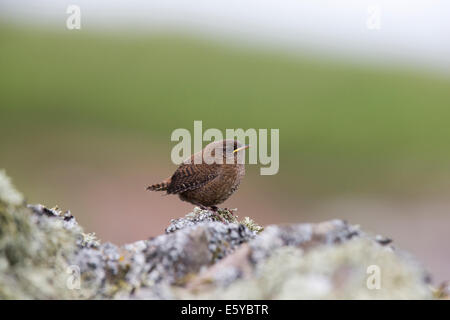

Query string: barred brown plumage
147 139 249 213
146 182 169 191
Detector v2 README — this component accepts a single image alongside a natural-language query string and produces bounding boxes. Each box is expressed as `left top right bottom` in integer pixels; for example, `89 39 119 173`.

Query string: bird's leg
209 206 227 223
199 205 217 213
223 208 235 215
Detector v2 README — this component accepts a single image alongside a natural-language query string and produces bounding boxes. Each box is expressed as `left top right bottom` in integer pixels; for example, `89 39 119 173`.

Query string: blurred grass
1 25 450 196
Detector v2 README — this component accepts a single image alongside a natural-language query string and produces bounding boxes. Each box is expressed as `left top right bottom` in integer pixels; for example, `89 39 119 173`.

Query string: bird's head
203 139 249 164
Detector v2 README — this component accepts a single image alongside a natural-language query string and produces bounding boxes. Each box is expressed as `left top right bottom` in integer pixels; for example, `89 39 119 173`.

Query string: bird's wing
167 163 219 194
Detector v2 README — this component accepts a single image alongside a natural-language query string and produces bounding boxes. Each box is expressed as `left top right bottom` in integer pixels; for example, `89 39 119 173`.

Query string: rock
0 174 81 299
434 281 450 299
0 170 441 299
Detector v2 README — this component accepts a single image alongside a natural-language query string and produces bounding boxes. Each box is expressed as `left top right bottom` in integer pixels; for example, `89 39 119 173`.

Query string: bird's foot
210 206 227 223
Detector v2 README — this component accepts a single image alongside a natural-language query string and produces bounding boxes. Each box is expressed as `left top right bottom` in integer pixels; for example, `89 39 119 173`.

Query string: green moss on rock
0 172 82 299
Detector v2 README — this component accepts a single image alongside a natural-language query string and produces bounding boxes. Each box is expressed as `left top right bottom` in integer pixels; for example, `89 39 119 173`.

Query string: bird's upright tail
146 179 170 192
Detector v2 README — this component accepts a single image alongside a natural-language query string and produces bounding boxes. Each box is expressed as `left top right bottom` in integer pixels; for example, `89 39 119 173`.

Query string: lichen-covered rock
65 210 258 298
434 281 450 299
0 174 82 299
178 223 431 299
0 170 441 299
166 207 263 234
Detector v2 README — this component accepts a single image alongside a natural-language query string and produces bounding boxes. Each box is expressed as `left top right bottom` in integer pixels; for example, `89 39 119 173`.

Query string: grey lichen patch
166 207 263 235
245 220 359 265
71 242 132 298
79 232 101 248
166 207 237 233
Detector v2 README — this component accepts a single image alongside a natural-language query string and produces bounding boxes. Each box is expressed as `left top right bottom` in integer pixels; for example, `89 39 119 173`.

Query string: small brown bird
147 139 249 212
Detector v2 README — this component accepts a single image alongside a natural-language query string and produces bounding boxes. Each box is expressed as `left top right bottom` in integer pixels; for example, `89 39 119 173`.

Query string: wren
147 139 249 212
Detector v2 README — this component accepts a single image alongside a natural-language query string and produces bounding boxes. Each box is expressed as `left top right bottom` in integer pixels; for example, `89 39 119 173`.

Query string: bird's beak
233 145 250 153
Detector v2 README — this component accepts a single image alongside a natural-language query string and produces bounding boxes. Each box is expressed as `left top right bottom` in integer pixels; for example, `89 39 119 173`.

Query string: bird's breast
179 163 244 207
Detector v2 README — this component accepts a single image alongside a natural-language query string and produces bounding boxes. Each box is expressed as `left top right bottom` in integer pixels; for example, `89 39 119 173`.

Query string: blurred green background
1 23 450 283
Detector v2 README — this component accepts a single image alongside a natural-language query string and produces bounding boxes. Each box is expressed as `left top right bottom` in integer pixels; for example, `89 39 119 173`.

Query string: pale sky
1 0 449 73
